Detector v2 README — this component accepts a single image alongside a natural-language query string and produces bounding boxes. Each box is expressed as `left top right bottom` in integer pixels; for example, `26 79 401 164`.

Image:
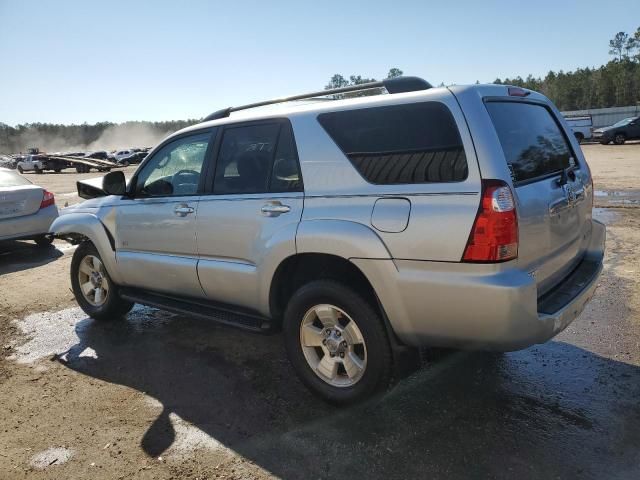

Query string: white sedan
0 168 58 246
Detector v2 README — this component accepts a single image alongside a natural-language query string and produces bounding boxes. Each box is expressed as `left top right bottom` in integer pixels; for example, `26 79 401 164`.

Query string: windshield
612 117 635 127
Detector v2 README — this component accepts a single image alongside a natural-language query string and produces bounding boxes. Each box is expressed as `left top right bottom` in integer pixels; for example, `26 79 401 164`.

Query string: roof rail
202 76 432 122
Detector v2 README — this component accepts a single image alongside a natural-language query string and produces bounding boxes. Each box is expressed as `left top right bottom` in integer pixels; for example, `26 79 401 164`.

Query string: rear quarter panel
291 89 482 262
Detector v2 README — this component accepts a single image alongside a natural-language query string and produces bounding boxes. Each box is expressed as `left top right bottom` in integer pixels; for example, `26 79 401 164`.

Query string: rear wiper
556 165 577 186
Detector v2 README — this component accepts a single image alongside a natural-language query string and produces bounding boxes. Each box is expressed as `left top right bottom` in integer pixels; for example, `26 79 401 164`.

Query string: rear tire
614 133 626 145
574 132 584 143
283 280 392 405
71 242 134 321
600 140 609 145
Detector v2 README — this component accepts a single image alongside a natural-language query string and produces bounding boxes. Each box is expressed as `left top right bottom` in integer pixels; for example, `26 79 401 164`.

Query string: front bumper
353 219 606 351
0 205 58 241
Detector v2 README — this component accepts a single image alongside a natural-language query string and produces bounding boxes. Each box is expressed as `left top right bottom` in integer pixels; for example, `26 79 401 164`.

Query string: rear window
486 102 575 184
318 102 468 184
0 170 31 187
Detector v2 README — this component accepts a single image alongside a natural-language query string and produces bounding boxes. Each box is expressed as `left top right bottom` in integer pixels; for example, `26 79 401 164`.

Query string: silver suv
52 77 605 404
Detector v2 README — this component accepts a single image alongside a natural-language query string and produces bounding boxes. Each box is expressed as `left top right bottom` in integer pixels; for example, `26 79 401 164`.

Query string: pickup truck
564 115 593 143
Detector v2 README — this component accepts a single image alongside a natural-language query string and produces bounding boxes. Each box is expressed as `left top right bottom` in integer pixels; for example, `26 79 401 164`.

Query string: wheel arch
51 213 122 283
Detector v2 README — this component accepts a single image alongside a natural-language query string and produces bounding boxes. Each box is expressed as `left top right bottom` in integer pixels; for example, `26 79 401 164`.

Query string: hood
59 194 117 215
594 126 614 133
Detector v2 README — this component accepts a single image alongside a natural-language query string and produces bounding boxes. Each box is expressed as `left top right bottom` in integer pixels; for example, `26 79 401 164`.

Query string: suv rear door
451 85 594 296
195 119 303 313
484 99 592 294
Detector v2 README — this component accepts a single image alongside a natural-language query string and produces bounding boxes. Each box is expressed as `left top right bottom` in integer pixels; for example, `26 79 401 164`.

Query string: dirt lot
1 144 639 479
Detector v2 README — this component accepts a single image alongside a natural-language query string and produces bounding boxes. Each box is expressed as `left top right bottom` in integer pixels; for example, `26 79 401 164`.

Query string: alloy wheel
77 255 110 306
299 304 367 387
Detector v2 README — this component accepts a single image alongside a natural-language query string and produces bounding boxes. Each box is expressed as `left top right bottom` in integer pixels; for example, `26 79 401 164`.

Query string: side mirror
102 170 126 196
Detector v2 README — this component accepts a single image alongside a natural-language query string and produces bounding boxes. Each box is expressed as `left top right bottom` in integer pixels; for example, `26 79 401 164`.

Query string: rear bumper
353 219 606 351
0 205 58 241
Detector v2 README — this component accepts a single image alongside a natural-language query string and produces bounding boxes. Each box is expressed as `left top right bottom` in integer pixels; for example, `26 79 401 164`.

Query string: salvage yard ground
1 143 640 479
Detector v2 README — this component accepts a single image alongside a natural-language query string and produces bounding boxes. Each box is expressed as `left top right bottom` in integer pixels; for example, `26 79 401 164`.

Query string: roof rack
202 76 432 122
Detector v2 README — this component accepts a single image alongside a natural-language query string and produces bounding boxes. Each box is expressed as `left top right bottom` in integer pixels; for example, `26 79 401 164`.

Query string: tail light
463 180 518 263
508 87 530 97
40 190 55 209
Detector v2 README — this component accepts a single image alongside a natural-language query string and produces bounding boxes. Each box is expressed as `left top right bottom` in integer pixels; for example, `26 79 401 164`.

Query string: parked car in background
0 155 17 169
116 151 147 166
0 168 57 246
85 151 109 160
52 79 605 404
564 115 593 143
593 116 640 145
110 149 137 162
16 154 48 174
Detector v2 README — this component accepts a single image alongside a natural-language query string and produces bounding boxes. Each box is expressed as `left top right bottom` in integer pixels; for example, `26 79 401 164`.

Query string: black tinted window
214 123 302 194
486 102 574 184
270 125 302 192
318 102 468 184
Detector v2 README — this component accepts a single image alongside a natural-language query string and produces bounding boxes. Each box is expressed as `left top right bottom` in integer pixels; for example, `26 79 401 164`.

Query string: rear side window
318 102 468 184
0 170 31 187
486 102 574 184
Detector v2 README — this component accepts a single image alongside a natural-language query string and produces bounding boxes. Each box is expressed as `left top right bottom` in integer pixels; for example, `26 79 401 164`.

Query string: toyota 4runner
51 77 605 404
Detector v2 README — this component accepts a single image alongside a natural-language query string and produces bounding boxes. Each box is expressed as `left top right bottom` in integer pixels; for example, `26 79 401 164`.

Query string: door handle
174 204 195 217
261 202 291 217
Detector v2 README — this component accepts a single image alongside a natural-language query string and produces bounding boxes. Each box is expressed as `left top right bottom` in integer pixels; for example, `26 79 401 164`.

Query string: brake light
463 180 518 262
508 87 530 97
40 190 55 209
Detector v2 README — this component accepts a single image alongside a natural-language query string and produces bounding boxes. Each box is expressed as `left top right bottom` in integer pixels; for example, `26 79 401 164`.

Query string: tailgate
485 100 593 295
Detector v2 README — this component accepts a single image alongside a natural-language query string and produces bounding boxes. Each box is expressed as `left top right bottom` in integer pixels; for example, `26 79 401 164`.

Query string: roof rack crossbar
203 76 432 122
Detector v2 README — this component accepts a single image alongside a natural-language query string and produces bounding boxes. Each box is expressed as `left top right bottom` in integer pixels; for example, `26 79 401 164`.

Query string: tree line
2 28 639 153
493 26 640 110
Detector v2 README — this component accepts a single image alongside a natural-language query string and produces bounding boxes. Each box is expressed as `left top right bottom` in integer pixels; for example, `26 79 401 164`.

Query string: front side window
135 131 211 197
214 122 302 194
318 102 468 184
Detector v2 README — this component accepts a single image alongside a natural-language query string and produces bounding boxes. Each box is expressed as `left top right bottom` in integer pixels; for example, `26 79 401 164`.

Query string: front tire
283 280 392 405
614 133 626 145
71 242 133 321
17 166 24 174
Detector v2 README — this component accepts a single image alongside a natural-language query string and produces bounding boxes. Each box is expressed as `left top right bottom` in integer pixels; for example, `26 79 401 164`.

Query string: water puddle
594 189 640 206
593 208 619 225
9 305 171 364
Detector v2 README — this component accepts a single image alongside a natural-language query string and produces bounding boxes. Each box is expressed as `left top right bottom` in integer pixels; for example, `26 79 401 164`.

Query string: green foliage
324 67 403 98
494 59 640 110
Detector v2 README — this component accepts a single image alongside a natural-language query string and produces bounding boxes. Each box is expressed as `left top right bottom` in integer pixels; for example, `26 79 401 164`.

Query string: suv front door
196 120 304 314
115 129 215 298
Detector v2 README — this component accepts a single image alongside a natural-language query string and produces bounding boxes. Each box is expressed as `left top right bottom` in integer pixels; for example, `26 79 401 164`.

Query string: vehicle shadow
58 309 640 479
0 240 63 275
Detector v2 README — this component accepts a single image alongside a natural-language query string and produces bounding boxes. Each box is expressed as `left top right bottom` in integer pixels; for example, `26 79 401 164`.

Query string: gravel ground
0 143 639 479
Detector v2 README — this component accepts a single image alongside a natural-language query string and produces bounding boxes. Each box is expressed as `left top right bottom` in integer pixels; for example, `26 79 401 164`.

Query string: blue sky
1 0 639 125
